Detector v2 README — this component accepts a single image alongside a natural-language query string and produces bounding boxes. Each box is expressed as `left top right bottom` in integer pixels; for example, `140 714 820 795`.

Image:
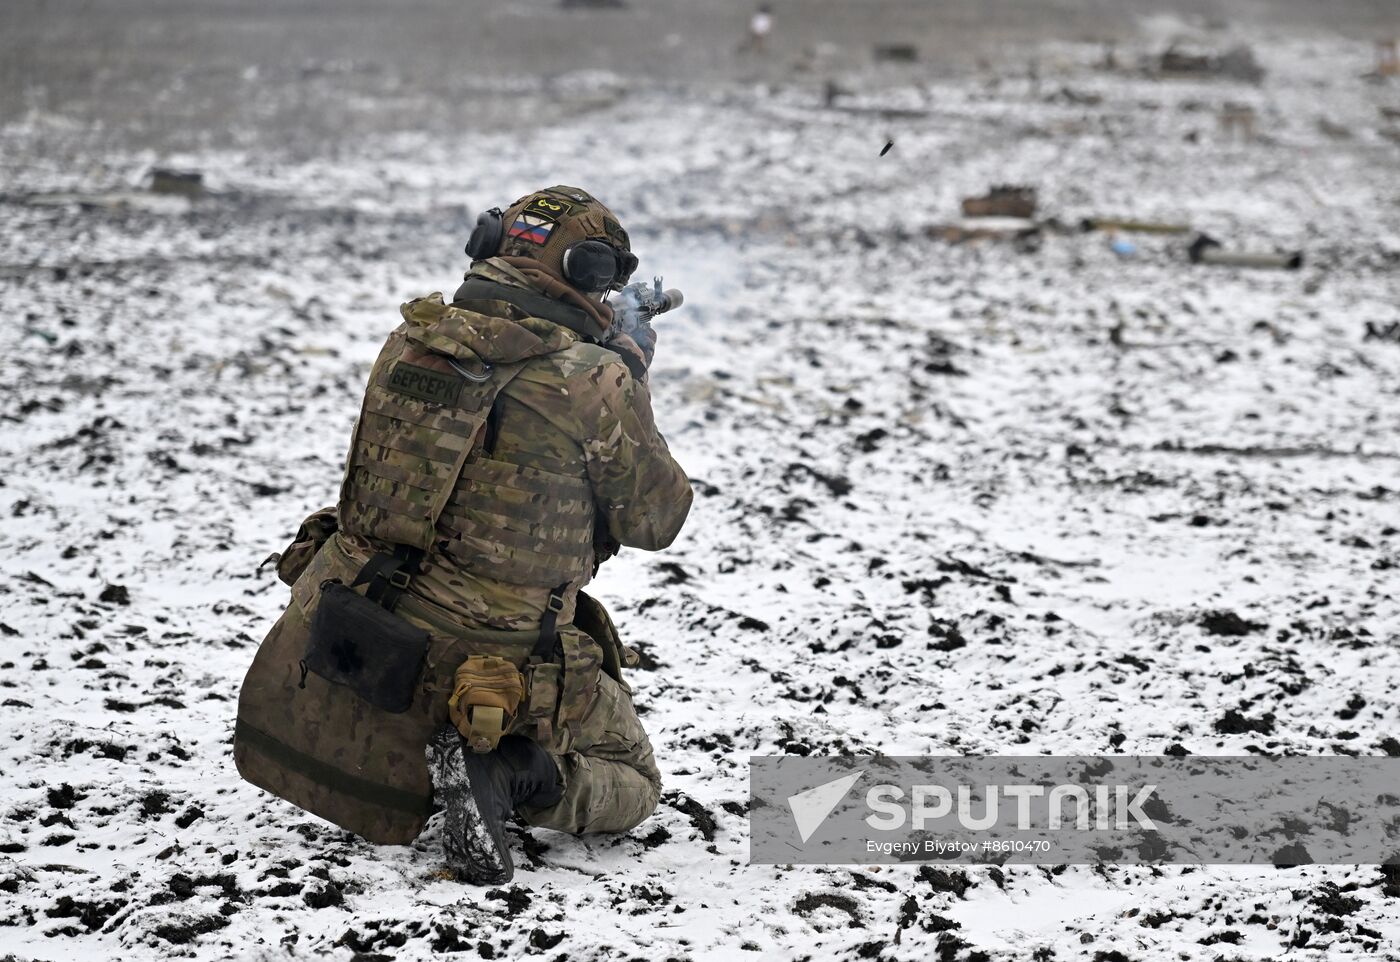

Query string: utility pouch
574 589 637 686
523 661 565 751
513 583 606 753
304 581 430 714
555 631 602 744
448 655 526 753
273 506 339 587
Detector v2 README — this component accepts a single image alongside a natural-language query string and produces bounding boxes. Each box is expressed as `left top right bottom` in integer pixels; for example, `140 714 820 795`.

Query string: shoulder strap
529 583 571 661
452 277 609 343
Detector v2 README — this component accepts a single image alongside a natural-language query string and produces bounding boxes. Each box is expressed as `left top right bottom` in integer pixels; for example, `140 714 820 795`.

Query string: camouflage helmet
488 185 637 292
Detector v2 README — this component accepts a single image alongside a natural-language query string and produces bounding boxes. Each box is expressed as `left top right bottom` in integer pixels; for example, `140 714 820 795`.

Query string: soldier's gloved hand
608 281 661 372
624 318 656 368
607 332 652 381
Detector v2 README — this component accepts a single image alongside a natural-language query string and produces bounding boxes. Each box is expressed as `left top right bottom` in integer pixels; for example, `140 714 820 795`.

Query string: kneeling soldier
234 185 692 883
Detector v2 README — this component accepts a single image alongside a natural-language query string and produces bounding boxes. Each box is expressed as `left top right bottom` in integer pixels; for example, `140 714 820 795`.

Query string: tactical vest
337 318 593 588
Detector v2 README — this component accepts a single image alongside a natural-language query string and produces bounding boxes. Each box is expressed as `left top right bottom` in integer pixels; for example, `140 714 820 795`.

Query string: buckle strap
352 543 424 612
530 583 571 662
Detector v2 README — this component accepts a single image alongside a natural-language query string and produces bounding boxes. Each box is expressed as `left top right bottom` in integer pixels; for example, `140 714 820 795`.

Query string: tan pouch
447 655 526 753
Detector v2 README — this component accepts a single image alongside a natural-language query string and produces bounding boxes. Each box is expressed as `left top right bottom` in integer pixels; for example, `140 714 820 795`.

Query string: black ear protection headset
465 207 505 261
465 206 639 293
561 241 639 293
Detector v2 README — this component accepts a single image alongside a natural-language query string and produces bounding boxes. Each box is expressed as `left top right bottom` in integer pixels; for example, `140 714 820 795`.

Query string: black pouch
304 581 430 714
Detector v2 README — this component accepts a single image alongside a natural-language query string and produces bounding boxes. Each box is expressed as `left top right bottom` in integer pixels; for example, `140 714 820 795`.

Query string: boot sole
427 727 514 885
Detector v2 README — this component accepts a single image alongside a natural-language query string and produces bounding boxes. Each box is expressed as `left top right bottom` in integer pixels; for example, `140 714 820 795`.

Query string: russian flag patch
507 214 555 245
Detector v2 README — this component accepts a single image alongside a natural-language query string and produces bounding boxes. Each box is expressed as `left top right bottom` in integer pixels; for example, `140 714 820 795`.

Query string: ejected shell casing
1189 233 1303 270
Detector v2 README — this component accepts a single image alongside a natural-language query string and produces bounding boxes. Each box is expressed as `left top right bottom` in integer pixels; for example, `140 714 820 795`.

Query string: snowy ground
2 20 1400 962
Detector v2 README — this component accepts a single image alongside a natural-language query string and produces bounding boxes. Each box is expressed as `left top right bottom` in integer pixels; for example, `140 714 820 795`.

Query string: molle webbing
338 334 524 551
339 328 597 589
440 457 594 588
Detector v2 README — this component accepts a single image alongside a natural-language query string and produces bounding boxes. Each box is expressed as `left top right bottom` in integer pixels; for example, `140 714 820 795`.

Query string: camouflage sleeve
579 359 692 551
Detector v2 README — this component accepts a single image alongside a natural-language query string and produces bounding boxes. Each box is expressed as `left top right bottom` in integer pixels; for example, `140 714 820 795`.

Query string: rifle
611 277 684 332
607 278 684 371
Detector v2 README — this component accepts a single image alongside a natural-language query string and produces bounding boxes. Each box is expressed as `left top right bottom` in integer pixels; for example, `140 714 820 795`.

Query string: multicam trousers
519 670 661 834
235 537 660 842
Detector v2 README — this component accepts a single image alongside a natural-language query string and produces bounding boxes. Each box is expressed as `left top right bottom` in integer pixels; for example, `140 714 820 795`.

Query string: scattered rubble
1189 233 1303 270
148 169 204 198
1155 43 1265 83
960 185 1037 219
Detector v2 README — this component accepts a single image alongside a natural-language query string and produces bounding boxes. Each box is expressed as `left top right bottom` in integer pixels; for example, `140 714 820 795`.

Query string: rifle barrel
658 289 684 314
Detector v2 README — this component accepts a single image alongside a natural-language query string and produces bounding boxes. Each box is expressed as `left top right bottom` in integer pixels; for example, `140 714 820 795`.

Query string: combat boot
427 727 563 884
